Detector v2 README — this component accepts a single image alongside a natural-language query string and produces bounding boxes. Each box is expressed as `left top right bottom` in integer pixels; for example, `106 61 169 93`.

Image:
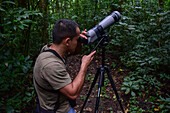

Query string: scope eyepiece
78 36 88 44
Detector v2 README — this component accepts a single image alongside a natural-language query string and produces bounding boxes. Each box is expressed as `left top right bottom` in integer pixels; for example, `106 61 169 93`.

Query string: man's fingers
80 29 88 40
91 56 94 60
82 29 87 34
80 34 87 39
89 50 96 57
81 31 87 34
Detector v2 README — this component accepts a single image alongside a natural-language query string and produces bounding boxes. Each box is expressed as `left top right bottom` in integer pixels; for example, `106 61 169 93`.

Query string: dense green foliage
0 0 169 112
115 1 170 112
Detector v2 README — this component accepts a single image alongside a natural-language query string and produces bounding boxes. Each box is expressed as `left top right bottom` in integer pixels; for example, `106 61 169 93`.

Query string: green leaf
5 21 12 25
133 85 139 90
131 91 136 96
2 1 16 5
125 88 130 94
166 105 170 109
18 25 24 30
13 26 17 30
113 95 116 99
159 104 164 109
129 81 133 86
121 87 127 90
13 19 18 22
26 92 31 96
21 19 36 24
140 62 146 66
24 56 30 61
0 7 5 12
21 23 29 27
18 8 25 14
123 82 130 86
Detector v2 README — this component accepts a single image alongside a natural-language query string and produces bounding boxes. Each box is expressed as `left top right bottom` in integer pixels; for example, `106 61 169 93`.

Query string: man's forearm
59 64 87 100
71 64 87 98
59 51 96 100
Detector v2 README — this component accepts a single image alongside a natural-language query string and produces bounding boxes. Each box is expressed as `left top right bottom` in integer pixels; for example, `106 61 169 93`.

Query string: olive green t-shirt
33 45 72 113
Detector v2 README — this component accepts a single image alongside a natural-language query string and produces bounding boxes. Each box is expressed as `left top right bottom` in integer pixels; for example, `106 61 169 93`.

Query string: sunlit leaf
2 1 15 5
125 88 130 94
0 7 5 11
131 91 136 96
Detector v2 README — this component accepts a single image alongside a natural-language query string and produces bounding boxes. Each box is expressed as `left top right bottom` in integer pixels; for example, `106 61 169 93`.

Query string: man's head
52 19 79 44
52 19 81 54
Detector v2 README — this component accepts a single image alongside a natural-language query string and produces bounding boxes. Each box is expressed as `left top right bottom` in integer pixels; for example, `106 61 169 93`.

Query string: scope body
78 11 121 44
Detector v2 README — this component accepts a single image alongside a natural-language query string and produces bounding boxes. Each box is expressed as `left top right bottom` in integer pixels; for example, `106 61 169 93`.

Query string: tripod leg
105 67 125 113
80 68 100 113
95 67 105 113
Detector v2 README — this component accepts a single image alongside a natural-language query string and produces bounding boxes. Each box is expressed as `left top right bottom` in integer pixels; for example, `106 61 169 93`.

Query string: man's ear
64 37 71 46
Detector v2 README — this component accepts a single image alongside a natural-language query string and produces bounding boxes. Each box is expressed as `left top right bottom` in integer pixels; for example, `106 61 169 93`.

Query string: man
33 19 96 113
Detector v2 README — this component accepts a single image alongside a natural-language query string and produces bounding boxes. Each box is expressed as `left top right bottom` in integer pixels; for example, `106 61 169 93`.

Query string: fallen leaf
84 107 93 112
125 109 129 113
154 108 159 111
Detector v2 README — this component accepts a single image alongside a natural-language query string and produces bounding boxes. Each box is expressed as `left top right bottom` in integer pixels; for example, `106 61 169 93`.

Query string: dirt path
66 52 128 113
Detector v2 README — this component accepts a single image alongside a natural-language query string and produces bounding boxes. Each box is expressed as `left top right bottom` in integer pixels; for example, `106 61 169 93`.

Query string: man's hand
80 29 87 39
81 50 96 70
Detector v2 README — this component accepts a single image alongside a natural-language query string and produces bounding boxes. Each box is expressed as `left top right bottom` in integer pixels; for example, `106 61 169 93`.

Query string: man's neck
49 43 66 59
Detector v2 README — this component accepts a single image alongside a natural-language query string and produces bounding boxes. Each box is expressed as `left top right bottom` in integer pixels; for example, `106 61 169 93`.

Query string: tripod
80 33 125 113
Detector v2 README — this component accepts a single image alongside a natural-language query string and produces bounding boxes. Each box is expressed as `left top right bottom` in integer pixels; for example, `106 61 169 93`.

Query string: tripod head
90 33 109 53
90 32 109 67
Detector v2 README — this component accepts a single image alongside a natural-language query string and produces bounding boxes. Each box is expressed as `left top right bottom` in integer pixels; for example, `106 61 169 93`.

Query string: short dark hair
52 19 79 44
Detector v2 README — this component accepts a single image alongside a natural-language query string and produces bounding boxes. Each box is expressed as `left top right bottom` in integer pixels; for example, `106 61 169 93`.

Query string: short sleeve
42 61 72 90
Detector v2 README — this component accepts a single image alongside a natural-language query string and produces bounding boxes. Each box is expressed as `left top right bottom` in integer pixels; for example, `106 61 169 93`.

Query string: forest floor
66 51 129 113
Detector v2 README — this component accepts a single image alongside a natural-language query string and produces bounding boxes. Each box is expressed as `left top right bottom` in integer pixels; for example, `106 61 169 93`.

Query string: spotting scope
78 11 121 44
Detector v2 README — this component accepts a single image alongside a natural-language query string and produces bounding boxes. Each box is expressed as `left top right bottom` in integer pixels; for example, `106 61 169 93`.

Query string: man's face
69 27 80 54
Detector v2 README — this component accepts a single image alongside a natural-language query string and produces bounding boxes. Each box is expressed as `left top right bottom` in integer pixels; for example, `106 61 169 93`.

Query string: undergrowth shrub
0 1 40 112
109 0 170 112
0 53 33 112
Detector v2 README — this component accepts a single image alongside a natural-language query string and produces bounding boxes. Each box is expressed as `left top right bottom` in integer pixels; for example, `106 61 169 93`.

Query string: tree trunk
159 0 164 8
75 0 79 22
94 0 98 25
64 0 67 17
18 0 27 8
39 0 49 44
17 0 31 56
56 0 59 15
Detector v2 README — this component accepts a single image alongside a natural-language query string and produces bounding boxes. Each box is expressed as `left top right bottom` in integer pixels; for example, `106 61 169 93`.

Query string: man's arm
59 51 96 100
